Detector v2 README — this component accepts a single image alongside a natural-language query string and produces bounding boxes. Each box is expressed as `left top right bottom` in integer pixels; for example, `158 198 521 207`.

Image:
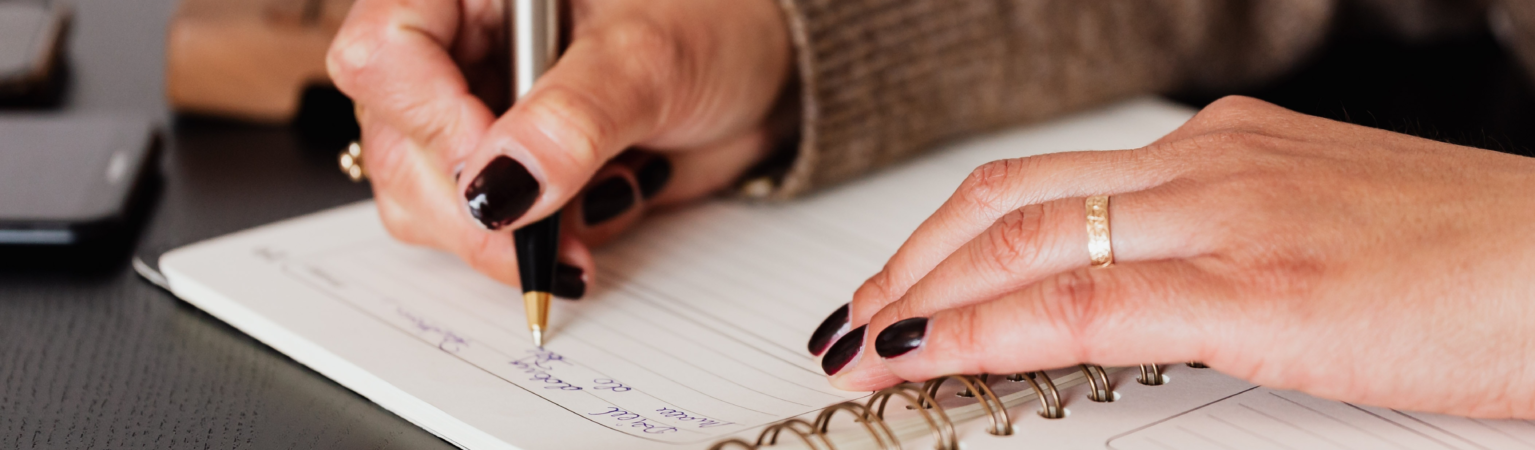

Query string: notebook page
160 98 1198 450
1101 386 1535 450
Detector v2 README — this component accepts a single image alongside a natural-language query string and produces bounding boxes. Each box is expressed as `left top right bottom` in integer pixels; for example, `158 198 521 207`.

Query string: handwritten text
396 307 469 353
589 407 680 434
509 349 583 390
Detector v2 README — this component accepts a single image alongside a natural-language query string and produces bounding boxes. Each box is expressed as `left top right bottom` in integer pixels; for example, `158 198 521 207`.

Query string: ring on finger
339 140 367 182
1086 195 1113 267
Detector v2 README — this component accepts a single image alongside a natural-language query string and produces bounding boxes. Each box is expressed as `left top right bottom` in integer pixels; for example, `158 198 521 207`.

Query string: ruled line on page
323 258 795 418
290 240 866 426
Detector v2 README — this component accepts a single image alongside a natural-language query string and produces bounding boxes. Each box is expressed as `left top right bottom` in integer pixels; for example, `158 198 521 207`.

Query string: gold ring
338 140 366 182
1085 195 1113 267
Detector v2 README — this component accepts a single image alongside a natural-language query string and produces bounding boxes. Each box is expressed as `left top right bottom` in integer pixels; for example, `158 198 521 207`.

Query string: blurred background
0 0 1531 448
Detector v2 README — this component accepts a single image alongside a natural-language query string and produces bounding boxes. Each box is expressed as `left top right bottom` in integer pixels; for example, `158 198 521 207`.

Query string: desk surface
2 1 1532 449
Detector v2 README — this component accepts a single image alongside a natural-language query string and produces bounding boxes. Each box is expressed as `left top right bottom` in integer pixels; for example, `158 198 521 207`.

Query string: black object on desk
0 1 69 105
0 115 158 248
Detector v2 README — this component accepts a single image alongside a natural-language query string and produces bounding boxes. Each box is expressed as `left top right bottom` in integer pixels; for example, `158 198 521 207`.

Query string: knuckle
944 308 986 366
853 269 903 309
601 21 686 74
595 20 690 102
868 301 919 339
325 27 374 92
324 46 350 85
399 100 456 150
1203 95 1267 114
1180 95 1271 135
957 158 1026 216
523 84 616 169
1038 269 1107 360
978 206 1048 276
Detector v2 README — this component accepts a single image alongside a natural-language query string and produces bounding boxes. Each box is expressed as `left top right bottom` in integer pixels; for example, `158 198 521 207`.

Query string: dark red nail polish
581 176 636 226
465 156 540 230
807 303 849 356
635 157 672 199
875 317 928 358
821 325 866 376
552 263 586 300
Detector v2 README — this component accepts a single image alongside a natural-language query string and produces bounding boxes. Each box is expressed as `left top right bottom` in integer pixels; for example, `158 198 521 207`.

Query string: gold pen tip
524 291 551 347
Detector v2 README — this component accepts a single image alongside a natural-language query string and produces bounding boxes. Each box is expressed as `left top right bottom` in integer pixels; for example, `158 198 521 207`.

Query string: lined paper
1105 387 1535 450
162 98 1363 450
280 218 872 443
161 98 1535 450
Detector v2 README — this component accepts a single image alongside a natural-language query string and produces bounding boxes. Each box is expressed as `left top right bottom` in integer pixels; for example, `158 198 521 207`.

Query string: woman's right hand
326 0 795 294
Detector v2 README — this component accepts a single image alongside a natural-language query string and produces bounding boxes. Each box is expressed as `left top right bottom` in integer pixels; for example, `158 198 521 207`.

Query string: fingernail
581 176 636 226
875 317 928 358
807 303 850 355
552 263 586 300
821 325 866 376
465 156 541 230
635 157 672 199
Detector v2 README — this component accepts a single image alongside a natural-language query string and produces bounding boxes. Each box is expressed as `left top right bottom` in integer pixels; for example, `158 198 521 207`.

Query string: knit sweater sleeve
1492 1 1535 86
763 0 1336 199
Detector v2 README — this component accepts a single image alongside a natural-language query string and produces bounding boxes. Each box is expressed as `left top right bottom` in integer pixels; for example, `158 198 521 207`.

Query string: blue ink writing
589 407 680 435
655 408 734 428
395 307 469 353
510 349 582 391
592 378 632 392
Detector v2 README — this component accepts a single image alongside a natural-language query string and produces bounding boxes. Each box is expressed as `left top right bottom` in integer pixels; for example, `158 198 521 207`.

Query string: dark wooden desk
2 1 1531 448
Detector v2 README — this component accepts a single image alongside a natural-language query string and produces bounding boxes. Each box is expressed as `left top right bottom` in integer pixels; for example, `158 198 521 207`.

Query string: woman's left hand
811 96 1535 419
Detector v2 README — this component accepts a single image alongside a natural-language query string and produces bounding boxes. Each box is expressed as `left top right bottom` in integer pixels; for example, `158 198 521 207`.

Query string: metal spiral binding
921 375 1013 436
1079 364 1115 402
756 418 831 450
814 402 897 450
1007 371 1065 419
707 365 1183 449
870 385 958 450
1138 364 1166 385
707 384 955 450
953 374 983 398
707 439 757 450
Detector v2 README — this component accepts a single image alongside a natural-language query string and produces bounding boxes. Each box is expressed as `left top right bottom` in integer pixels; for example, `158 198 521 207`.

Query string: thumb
453 26 676 231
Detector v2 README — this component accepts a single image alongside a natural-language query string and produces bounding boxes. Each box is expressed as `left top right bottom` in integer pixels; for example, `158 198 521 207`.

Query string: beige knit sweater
763 0 1535 199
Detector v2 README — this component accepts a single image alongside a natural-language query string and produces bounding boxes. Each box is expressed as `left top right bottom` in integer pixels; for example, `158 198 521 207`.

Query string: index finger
327 0 497 171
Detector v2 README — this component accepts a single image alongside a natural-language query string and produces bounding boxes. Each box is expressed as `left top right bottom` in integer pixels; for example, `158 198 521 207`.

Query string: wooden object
165 0 353 122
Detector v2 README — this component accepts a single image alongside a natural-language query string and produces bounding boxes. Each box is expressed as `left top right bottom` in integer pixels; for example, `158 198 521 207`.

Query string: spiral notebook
158 98 1535 450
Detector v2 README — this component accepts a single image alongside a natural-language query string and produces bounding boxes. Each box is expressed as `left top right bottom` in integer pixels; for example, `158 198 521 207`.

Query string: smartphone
0 115 159 247
0 2 68 101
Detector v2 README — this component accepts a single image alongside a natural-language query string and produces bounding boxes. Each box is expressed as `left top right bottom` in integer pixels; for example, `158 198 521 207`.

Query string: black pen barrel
514 212 562 294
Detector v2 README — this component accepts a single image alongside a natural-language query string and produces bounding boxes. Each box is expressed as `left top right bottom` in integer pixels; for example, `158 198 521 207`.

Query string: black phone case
0 2 69 102
0 115 160 248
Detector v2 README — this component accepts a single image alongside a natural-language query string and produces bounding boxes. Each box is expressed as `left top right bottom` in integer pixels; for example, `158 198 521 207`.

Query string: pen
510 0 563 348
